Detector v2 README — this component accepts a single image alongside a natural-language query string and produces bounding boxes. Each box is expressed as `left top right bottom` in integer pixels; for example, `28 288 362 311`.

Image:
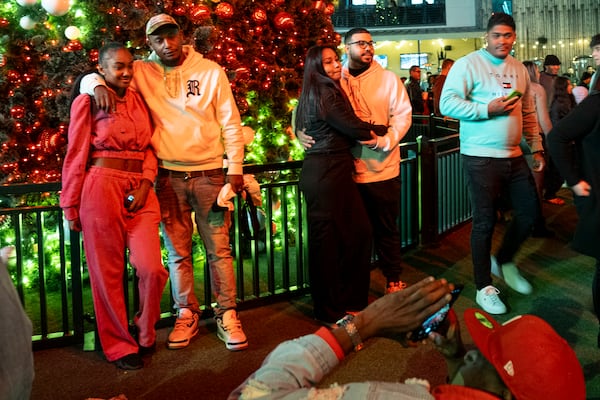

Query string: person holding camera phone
61 42 168 370
230 276 585 399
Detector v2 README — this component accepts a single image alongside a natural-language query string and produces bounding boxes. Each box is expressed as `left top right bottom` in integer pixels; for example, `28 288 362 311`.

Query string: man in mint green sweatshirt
440 12 544 315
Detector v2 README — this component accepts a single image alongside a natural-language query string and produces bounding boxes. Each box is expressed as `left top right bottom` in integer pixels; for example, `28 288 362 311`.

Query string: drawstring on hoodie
163 67 180 98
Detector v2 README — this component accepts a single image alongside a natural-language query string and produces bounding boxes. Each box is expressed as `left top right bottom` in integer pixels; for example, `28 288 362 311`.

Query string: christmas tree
0 0 338 184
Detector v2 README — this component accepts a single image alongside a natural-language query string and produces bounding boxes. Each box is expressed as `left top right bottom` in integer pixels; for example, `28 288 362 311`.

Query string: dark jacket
549 94 576 126
548 92 600 258
405 78 424 114
303 84 387 155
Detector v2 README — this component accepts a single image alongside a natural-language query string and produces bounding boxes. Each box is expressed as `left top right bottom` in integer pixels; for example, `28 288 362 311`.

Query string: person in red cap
229 276 585 399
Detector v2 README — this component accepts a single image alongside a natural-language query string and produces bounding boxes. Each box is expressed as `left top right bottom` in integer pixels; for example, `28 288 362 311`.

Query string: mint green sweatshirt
439 49 542 157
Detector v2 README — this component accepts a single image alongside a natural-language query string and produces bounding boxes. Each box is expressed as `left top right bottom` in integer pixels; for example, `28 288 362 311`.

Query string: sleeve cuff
315 327 345 362
227 162 243 175
63 207 79 221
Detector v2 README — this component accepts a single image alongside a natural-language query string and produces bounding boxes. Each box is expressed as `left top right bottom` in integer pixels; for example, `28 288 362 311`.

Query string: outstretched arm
230 277 452 399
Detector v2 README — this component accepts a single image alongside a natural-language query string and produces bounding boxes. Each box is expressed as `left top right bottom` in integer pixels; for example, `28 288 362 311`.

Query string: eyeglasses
347 40 376 49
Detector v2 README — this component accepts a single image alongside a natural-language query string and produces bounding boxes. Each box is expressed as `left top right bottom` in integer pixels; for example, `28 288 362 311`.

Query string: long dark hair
550 76 575 106
294 44 341 132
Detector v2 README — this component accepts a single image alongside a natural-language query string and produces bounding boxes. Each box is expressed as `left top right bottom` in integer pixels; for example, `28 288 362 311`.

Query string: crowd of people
4 9 599 400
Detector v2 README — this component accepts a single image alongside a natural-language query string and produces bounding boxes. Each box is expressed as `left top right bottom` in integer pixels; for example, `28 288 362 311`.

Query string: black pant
358 176 403 283
300 153 372 323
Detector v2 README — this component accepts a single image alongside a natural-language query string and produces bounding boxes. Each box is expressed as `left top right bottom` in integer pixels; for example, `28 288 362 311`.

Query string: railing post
420 115 439 245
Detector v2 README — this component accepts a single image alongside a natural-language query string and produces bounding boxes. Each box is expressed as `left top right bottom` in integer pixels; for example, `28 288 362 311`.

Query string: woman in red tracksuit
60 42 167 370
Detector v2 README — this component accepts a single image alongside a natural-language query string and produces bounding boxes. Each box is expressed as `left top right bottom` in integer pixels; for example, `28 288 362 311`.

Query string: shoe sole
167 329 198 350
476 296 506 315
217 331 248 351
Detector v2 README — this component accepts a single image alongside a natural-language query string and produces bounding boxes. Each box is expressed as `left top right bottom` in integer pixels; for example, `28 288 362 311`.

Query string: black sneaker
138 342 156 357
114 353 143 370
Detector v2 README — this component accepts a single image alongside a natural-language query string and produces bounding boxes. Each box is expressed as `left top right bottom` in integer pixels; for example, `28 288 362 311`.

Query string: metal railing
0 120 468 350
420 116 471 244
332 3 447 28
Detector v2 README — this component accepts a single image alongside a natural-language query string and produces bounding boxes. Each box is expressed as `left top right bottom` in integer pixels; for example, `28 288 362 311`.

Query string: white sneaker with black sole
216 309 248 351
167 308 199 349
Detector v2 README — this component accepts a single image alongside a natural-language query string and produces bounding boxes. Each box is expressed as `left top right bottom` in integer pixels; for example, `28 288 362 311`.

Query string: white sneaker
476 286 507 314
490 256 503 279
491 256 532 295
216 309 248 351
501 262 533 295
167 308 199 349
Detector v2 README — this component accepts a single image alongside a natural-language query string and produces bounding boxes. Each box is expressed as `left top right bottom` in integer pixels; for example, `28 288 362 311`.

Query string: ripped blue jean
156 171 236 317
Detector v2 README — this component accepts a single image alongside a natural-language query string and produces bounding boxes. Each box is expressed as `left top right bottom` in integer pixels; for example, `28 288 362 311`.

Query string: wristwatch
336 314 364 352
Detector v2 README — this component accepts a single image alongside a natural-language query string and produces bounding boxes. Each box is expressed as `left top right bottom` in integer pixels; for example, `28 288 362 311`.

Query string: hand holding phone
505 90 522 100
408 284 464 342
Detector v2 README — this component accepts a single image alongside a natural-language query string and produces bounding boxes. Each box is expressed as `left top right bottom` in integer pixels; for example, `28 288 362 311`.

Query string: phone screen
506 90 522 100
409 284 463 341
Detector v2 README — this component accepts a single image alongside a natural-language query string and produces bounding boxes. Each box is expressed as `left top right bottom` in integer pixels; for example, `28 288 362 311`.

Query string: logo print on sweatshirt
187 80 202 97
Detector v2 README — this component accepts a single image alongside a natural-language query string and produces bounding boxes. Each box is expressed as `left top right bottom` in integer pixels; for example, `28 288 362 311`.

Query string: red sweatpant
79 166 167 362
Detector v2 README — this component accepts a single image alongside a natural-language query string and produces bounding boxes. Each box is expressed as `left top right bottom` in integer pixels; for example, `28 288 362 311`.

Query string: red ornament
226 53 237 64
273 11 294 30
172 6 186 16
215 2 234 19
63 40 83 52
89 49 99 63
189 5 211 22
7 70 21 84
235 66 250 82
324 3 335 15
0 18 9 28
236 97 249 114
252 8 267 24
10 105 26 120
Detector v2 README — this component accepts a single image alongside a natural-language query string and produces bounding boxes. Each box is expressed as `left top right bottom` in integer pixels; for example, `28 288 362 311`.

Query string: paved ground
31 188 600 399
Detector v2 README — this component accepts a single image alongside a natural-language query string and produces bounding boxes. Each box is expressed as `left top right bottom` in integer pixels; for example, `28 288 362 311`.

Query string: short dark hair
487 12 516 31
344 28 370 44
580 71 593 83
590 34 600 48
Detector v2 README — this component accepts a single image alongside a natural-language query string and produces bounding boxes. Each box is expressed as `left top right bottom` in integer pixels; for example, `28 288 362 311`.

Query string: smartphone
409 284 464 342
124 194 135 209
506 90 522 100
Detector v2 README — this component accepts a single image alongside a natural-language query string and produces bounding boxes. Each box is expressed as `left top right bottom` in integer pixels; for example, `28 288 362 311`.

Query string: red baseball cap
458 308 585 400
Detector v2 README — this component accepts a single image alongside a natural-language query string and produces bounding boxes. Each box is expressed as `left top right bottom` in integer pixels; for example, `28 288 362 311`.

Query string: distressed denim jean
156 171 237 317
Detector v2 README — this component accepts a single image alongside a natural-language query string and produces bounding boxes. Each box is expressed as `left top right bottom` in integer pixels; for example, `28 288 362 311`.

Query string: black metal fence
420 116 471 244
0 116 467 350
